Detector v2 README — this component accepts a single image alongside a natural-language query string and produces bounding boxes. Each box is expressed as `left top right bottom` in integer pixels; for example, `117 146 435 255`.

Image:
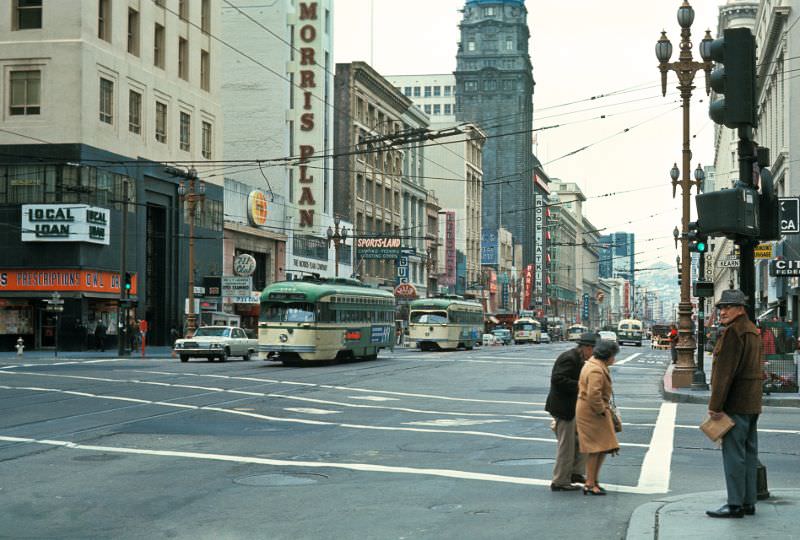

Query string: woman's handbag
610 392 622 433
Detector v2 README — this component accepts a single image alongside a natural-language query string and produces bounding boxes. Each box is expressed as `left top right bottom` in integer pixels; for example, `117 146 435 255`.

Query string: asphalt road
1 341 798 539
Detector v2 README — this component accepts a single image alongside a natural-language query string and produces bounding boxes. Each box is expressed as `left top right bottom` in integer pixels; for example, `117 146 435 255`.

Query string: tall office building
598 232 635 307
454 0 536 264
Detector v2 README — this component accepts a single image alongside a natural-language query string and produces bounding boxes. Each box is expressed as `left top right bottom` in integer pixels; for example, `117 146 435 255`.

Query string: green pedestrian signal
124 272 133 291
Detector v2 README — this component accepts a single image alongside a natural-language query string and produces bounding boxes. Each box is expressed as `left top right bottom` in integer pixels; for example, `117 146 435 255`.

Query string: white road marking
402 418 507 427
0 384 650 447
636 402 677 493
347 395 400 402
0 435 658 493
284 407 341 415
614 352 643 366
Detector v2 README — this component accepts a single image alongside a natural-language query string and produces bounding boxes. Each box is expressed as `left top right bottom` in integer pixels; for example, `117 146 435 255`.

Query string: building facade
386 74 457 123
0 0 224 349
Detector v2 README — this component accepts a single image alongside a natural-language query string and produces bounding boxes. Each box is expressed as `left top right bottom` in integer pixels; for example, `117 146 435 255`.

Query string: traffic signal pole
117 178 129 357
737 127 757 321
693 251 708 389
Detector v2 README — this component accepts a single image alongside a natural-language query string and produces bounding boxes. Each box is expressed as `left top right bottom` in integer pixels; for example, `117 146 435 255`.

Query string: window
506 38 514 51
201 0 211 33
99 78 113 124
433 86 441 97
155 101 167 143
200 50 210 91
178 0 188 20
15 0 42 30
467 41 476 51
9 70 41 115
444 104 451 115
178 38 189 80
128 90 141 134
424 86 431 97
465 81 477 92
98 0 111 41
503 80 514 91
154 24 165 68
127 9 139 55
433 104 441 115
413 86 420 97
201 121 212 158
180 111 191 151
403 86 412 97
424 104 431 114
484 7 495 16
443 85 451 97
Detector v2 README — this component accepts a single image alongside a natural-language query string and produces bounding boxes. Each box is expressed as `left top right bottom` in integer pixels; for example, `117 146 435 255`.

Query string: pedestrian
669 324 679 364
87 319 97 350
575 339 621 496
94 320 107 352
705 289 763 519
170 325 181 347
545 332 596 491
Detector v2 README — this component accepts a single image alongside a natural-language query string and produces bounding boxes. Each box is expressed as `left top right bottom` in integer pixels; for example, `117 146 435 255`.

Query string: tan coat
576 358 619 454
709 313 763 415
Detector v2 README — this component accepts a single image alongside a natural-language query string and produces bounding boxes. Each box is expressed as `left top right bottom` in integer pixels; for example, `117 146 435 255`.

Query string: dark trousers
722 413 759 506
670 346 677 363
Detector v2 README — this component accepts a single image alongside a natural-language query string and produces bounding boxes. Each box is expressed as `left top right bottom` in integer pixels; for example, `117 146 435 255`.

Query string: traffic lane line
614 352 643 366
637 402 677 493
0 435 661 494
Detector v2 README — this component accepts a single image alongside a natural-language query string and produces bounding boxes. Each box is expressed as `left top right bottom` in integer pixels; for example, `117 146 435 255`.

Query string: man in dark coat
94 320 107 352
545 332 596 491
706 289 763 519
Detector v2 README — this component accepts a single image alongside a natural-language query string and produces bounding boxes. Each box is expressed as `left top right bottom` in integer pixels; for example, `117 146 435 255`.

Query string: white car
174 326 257 362
482 333 498 346
598 330 618 344
540 332 551 344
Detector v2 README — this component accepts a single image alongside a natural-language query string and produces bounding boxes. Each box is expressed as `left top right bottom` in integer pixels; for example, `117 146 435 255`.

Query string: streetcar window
410 311 448 324
260 302 316 323
514 323 535 331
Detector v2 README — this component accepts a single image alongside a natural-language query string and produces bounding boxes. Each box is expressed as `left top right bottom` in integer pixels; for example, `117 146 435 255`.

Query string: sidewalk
661 354 800 408
626 489 800 540
0 346 175 361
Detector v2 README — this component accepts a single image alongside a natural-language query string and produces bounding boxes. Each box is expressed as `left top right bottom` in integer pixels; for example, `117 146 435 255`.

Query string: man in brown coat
706 289 763 519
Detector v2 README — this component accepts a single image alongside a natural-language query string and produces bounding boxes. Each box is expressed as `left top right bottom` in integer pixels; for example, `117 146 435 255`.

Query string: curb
625 500 668 540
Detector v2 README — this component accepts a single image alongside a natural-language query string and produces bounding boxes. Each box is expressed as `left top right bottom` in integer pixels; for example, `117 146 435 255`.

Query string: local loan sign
356 237 401 259
21 204 110 245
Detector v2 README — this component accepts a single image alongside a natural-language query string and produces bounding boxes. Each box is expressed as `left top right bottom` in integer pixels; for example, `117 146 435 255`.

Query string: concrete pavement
0 346 175 361
626 489 800 540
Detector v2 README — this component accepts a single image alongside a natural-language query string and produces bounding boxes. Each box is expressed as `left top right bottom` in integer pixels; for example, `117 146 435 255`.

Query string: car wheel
244 350 253 361
180 355 189 363
220 349 229 362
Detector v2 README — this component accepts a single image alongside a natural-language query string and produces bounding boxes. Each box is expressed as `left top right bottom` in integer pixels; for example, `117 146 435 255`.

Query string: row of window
293 234 355 263
402 85 454 98
463 80 518 92
421 104 454 116
462 59 517 71
97 77 213 157
465 38 516 52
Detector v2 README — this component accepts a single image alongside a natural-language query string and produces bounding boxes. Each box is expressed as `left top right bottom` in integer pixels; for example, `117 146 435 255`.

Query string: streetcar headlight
279 334 288 343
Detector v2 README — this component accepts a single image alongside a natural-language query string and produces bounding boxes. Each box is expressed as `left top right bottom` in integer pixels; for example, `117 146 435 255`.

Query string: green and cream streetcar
408 296 483 351
259 277 395 363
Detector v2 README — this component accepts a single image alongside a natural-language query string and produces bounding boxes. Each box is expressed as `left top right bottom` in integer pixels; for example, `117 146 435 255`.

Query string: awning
757 307 779 322
488 316 500 324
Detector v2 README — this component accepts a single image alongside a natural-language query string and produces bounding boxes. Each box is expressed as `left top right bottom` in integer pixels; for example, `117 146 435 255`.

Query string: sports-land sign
356 237 401 259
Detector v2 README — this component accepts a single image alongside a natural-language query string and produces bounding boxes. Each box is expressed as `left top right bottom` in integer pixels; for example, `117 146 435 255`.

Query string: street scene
2 0 800 538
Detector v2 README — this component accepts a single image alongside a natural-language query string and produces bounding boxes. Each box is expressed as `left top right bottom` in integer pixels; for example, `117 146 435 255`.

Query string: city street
1 342 798 539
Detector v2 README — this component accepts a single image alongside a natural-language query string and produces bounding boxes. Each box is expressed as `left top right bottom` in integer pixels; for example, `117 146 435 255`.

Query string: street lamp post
655 0 713 388
178 169 205 337
45 291 64 359
327 217 349 278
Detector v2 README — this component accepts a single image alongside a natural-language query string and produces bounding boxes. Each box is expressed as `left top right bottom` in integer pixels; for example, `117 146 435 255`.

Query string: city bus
512 317 542 344
566 324 589 342
617 318 644 346
408 297 483 351
258 277 395 363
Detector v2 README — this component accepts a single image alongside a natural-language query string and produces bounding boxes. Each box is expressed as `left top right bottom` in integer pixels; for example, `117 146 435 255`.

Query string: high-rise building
598 232 635 309
455 0 536 265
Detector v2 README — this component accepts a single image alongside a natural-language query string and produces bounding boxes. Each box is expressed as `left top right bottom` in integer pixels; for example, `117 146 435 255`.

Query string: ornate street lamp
655 0 713 388
327 216 349 278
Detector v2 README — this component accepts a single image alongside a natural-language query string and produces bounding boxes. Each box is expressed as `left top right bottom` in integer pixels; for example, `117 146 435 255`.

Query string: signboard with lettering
718 258 740 268
356 237 401 259
396 255 409 284
523 264 533 309
0 269 135 294
247 190 269 227
780 197 800 234
769 259 800 277
535 196 544 302
582 293 590 322
21 204 110 245
481 229 498 266
445 212 456 286
221 276 253 297
754 243 773 260
233 253 257 276
394 282 417 299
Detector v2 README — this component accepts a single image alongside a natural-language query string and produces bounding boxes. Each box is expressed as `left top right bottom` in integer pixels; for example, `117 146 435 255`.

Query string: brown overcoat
709 313 763 415
576 357 619 454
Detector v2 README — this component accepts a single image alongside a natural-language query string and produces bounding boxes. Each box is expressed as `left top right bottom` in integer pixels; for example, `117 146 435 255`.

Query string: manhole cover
233 472 327 486
429 504 463 513
72 454 123 462
492 458 554 466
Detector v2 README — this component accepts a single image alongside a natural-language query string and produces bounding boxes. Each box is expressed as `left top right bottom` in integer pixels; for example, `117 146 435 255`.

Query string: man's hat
577 332 598 346
716 289 747 308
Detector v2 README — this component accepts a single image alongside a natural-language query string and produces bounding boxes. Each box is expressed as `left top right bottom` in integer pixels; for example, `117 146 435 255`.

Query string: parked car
173 326 257 362
540 332 551 344
492 328 512 345
598 330 618 344
482 333 498 346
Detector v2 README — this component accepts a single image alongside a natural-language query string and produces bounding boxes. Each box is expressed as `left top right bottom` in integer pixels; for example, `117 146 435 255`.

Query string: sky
333 0 725 270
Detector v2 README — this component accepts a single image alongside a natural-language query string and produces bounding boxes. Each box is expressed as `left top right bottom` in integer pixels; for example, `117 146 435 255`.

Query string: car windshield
261 302 316 323
410 311 448 324
493 329 509 335
514 323 535 331
193 327 231 337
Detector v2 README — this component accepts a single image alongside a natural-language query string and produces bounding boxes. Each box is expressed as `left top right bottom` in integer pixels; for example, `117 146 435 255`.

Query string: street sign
221 276 252 297
718 258 740 268
769 259 800 277
780 197 800 234
754 243 773 259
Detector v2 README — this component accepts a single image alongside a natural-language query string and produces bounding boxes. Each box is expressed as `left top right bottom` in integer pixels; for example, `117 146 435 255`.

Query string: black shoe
583 485 607 496
743 504 755 515
550 483 580 492
706 505 744 518
571 474 586 484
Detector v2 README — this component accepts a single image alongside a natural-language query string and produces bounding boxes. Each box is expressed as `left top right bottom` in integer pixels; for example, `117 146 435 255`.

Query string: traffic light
124 272 133 292
695 187 760 238
758 166 781 241
687 221 708 253
708 27 758 129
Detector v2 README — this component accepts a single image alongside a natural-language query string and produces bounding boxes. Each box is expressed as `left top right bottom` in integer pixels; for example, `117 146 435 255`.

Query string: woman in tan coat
576 339 620 495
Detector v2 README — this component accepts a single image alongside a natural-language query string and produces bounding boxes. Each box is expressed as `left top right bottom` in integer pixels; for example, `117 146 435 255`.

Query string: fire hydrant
15 337 25 356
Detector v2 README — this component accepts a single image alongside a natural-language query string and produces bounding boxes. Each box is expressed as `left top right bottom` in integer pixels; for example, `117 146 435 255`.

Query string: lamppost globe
177 181 186 196
694 163 705 182
334 215 341 227
327 225 333 241
670 163 680 181
699 29 713 62
655 31 673 63
677 0 695 28
198 180 206 195
341 227 349 241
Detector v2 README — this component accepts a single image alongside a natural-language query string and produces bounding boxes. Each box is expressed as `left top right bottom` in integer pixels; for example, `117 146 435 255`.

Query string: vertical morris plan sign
535 196 544 303
445 211 457 286
292 2 323 228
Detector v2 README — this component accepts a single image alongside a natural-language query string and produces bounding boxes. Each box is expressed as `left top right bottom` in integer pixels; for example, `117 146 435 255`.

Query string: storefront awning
488 316 500 324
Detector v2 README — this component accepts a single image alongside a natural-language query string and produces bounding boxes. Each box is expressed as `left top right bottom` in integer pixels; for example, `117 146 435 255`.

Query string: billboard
535 196 544 303
356 237 401 259
445 211 456 285
523 264 534 309
481 229 498 266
